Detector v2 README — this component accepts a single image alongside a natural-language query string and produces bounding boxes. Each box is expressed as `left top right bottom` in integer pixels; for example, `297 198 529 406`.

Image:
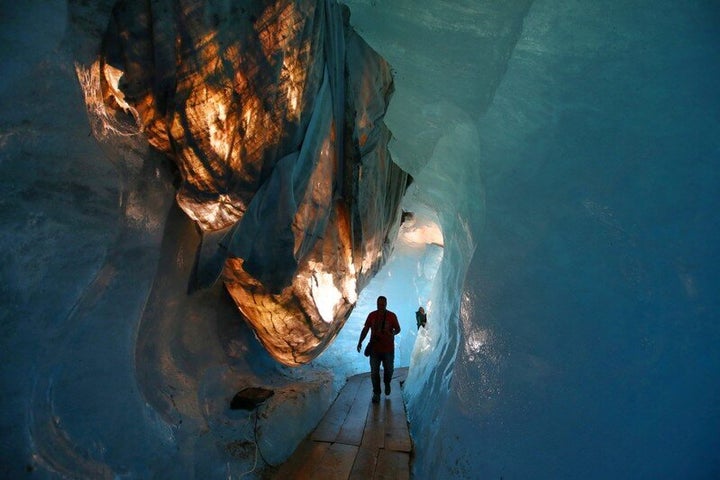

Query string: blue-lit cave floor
265 368 411 479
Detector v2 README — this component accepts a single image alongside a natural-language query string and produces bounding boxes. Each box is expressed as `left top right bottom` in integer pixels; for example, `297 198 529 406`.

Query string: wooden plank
348 444 379 480
383 378 412 452
336 376 374 446
269 439 329 479
361 390 386 450
312 375 363 442
348 379 387 479
373 449 410 480
270 370 412 480
309 443 358 480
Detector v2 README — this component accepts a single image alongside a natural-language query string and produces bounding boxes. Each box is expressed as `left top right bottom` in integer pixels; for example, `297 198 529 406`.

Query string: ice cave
1 0 719 478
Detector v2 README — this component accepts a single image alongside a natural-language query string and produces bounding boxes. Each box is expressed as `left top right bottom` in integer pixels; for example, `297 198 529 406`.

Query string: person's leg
382 352 394 395
370 354 381 402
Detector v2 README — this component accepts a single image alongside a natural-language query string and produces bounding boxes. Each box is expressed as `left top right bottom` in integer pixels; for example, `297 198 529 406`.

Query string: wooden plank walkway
265 368 412 479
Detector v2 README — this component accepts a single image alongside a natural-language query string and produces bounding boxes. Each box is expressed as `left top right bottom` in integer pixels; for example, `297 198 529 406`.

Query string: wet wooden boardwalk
266 368 412 479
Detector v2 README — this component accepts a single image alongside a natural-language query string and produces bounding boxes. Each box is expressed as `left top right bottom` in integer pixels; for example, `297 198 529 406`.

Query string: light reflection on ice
399 220 445 247
464 328 489 362
308 262 343 324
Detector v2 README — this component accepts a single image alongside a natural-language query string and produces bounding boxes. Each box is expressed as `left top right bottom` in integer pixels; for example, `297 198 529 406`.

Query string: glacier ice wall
1 1 342 477
342 0 720 478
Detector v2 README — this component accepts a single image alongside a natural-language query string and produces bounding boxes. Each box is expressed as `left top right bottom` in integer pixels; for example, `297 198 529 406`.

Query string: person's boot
372 393 380 403
384 382 391 396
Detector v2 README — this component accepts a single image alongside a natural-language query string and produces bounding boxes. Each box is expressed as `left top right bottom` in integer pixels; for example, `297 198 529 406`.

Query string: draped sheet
100 0 410 365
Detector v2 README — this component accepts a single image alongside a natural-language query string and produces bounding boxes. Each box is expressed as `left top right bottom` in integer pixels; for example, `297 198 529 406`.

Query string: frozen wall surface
1 0 719 479
343 0 720 478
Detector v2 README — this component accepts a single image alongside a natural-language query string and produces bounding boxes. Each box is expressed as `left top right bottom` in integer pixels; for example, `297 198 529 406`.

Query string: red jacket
364 309 400 353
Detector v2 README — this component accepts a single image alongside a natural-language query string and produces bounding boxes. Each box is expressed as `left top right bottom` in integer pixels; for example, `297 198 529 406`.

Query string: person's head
377 296 387 311
418 307 424 314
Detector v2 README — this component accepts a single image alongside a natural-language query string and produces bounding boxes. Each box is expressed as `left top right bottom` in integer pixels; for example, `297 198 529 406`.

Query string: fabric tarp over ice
98 0 411 364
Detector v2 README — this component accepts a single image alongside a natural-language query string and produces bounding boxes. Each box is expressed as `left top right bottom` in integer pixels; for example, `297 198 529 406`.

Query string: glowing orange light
89 0 409 365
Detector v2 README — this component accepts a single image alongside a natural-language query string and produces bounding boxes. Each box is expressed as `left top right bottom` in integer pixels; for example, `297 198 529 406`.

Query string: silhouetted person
357 296 401 403
416 306 427 329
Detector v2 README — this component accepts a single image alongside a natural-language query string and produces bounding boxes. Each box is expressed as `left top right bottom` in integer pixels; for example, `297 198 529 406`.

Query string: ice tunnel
1 0 719 479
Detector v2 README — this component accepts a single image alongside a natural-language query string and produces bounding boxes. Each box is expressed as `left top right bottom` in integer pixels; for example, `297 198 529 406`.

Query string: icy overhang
87 0 410 365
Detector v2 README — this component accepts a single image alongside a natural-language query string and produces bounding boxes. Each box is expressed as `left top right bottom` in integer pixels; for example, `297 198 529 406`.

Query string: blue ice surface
387 0 720 478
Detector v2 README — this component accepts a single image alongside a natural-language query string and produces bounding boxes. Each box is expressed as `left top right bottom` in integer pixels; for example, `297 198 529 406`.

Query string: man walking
357 296 401 403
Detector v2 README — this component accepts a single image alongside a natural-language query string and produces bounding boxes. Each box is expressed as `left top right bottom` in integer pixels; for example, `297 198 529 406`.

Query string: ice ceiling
91 0 411 365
